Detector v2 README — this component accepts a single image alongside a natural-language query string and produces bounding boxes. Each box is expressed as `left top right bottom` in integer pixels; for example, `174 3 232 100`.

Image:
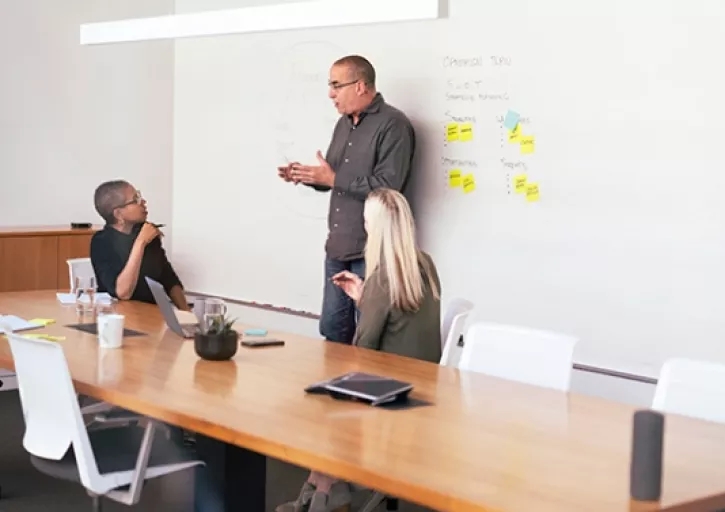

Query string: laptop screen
145 277 185 334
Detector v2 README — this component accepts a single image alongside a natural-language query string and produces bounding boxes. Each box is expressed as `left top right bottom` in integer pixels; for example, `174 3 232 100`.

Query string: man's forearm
115 242 146 300
169 285 190 311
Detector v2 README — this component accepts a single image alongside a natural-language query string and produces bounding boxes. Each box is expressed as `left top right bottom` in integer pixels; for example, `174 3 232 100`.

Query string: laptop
145 277 200 339
305 372 413 406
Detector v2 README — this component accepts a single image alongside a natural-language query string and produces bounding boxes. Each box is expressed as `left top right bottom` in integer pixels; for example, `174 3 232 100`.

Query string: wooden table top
0 225 101 237
1 291 725 512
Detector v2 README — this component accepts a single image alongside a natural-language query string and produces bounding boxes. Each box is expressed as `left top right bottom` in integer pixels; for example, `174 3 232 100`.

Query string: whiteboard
172 0 725 375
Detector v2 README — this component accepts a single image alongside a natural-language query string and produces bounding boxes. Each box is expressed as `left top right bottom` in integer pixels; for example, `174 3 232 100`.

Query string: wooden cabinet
0 226 98 292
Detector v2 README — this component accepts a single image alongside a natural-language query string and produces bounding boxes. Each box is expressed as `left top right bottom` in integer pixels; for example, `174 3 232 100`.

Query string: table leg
194 434 266 512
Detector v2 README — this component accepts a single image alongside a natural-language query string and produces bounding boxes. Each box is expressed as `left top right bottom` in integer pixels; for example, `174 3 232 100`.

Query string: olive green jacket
352 252 442 363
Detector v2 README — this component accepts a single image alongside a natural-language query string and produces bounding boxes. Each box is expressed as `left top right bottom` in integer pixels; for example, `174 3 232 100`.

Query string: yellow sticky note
446 123 460 142
513 174 527 194
520 135 535 154
526 183 540 202
507 123 521 143
448 169 462 188
30 318 55 326
23 334 66 342
462 174 476 194
459 123 473 142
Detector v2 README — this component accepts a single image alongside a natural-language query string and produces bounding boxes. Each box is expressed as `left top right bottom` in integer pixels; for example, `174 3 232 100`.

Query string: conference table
2 291 725 512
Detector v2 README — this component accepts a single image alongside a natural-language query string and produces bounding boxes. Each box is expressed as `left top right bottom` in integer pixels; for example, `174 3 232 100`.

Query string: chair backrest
440 310 473 368
652 358 725 424
7 333 101 487
440 298 474 348
67 258 95 292
459 322 577 392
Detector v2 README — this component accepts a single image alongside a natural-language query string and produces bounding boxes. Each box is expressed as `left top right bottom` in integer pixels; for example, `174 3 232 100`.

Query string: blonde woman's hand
331 271 363 303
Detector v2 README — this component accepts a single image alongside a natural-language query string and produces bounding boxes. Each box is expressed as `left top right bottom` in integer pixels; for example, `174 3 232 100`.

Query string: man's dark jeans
320 257 366 343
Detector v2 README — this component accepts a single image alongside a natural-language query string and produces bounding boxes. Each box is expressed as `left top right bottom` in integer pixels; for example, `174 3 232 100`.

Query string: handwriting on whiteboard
445 112 477 123
490 56 512 66
440 53 516 196
446 80 509 102
442 157 479 168
442 55 513 68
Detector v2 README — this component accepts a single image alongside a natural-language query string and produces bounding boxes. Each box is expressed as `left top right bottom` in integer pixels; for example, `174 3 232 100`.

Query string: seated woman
89 180 190 311
276 188 442 512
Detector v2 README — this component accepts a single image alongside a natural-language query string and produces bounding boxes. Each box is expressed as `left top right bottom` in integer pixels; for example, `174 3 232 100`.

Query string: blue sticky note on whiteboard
503 110 520 131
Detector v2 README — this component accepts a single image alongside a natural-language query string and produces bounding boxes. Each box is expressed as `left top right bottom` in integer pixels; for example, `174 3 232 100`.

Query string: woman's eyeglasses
116 191 144 209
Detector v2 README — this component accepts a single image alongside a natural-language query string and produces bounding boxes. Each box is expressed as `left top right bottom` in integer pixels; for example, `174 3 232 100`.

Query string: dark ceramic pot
194 330 239 361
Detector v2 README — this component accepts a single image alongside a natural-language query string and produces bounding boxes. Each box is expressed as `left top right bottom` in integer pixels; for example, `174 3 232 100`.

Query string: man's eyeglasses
116 190 144 209
328 79 359 91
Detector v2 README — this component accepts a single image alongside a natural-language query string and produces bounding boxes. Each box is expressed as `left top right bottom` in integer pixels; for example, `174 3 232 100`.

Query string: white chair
439 298 474 368
440 298 474 348
458 322 578 392
67 258 95 292
6 332 203 511
652 358 725 424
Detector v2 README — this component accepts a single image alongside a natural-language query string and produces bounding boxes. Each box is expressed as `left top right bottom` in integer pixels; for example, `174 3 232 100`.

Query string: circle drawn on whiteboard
274 40 346 220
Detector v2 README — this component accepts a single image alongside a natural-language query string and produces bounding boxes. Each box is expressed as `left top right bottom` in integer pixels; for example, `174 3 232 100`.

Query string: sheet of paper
463 174 476 194
514 174 527 194
508 123 521 143
0 315 44 334
56 292 112 305
520 135 535 154
459 123 473 142
446 123 459 142
448 169 462 187
526 183 540 202
503 110 520 131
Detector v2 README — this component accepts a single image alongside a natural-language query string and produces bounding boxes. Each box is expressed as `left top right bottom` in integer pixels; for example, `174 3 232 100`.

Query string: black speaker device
630 409 665 501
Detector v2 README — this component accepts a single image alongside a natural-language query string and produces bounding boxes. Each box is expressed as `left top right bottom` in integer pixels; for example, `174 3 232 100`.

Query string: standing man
278 55 416 344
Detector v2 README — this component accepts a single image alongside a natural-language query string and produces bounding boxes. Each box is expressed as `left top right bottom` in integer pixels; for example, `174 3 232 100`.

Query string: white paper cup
97 314 124 349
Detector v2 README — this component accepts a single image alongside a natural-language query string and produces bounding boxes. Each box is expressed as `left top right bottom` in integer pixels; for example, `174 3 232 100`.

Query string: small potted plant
194 314 239 361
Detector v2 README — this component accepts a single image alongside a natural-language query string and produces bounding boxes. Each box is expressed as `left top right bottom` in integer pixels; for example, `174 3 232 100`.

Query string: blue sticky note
244 328 268 336
503 110 520 131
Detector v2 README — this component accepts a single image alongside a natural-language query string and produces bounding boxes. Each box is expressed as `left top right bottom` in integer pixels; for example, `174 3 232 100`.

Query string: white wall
0 0 175 233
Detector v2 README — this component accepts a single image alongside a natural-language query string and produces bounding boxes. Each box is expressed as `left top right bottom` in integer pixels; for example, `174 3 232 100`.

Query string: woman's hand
331 271 363 303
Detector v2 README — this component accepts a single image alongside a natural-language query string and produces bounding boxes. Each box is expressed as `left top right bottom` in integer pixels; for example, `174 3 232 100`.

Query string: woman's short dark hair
94 180 130 224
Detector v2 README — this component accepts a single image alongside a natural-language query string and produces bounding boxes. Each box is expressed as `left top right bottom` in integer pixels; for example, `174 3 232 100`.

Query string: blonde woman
276 188 442 512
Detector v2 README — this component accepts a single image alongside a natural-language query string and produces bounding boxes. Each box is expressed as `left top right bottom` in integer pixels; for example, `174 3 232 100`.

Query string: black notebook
65 323 146 338
305 372 413 406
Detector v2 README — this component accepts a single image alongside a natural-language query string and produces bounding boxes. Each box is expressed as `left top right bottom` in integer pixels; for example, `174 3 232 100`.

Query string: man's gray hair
334 55 376 88
94 180 130 225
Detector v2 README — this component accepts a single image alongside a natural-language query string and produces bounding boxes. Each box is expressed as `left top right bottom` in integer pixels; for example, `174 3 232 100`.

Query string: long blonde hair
363 188 440 312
